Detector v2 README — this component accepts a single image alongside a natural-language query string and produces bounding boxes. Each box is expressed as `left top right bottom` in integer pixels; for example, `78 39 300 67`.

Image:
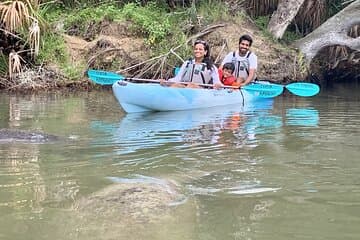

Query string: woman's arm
211 66 222 85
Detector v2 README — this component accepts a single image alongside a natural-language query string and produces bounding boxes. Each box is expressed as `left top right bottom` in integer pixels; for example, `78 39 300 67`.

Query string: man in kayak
161 39 223 89
219 34 258 87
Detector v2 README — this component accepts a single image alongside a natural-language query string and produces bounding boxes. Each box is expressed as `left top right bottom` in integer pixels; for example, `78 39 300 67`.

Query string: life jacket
218 68 237 86
181 59 213 84
231 51 252 78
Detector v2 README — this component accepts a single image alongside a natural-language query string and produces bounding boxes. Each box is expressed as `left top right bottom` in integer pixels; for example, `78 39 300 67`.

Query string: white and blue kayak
112 80 274 113
87 69 320 113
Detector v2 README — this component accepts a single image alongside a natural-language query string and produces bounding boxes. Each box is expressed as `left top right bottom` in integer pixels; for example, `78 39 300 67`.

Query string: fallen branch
116 24 226 79
295 0 360 62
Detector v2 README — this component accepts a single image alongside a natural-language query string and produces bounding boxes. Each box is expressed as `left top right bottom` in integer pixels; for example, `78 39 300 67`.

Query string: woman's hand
186 83 201 88
213 83 223 89
159 79 170 86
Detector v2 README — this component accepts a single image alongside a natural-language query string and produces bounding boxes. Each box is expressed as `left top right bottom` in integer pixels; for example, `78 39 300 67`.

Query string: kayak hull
112 81 269 113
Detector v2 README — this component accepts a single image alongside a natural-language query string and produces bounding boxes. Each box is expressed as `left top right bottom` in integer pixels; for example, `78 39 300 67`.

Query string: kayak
87 69 320 113
112 80 273 113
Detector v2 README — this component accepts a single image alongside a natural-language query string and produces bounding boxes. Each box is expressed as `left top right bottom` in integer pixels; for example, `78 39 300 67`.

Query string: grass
122 2 171 45
0 53 8 76
36 32 83 80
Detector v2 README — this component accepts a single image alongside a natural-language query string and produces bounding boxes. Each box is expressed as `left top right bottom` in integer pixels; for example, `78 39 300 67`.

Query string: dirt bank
2 18 305 92
71 18 306 83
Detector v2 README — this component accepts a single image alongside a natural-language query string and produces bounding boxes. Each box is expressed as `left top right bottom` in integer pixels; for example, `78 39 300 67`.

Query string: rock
0 128 59 143
73 180 185 224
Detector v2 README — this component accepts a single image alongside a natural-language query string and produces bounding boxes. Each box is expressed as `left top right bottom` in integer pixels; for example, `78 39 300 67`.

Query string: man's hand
213 83 223 89
231 82 241 89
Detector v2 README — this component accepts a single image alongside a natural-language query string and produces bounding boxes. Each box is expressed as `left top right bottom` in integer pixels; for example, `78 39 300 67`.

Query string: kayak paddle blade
243 83 284 98
285 82 320 97
87 69 124 85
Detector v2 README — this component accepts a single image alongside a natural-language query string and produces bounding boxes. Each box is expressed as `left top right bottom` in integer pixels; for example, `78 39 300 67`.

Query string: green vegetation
36 32 84 80
0 53 8 76
0 0 351 84
122 2 171 45
196 0 232 24
37 33 67 65
253 15 270 31
282 30 302 44
39 3 126 79
63 4 124 32
252 15 279 42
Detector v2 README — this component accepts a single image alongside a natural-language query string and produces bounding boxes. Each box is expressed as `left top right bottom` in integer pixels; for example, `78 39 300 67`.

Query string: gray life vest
231 51 252 78
181 59 213 84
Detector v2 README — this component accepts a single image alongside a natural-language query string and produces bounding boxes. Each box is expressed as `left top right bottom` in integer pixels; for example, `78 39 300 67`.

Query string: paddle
172 67 320 97
284 82 320 97
87 69 319 97
88 69 215 87
252 80 320 97
87 69 122 85
88 69 283 98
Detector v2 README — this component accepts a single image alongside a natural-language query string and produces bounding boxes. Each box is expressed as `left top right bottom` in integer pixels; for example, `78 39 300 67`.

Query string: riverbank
0 3 308 93
2 22 305 93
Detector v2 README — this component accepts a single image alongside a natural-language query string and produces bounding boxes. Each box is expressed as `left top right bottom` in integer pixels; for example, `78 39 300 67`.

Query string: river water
0 81 359 240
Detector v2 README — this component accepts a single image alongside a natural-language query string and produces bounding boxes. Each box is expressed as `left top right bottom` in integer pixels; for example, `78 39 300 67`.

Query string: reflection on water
286 108 319 126
90 100 274 153
91 99 319 155
0 83 360 240
89 99 321 201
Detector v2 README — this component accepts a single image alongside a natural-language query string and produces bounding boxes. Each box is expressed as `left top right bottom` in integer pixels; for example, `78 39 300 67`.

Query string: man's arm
241 53 257 86
241 68 256 86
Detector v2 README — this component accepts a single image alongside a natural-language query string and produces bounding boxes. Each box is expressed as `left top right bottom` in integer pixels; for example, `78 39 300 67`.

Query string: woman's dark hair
194 39 214 70
239 34 253 46
223 62 235 73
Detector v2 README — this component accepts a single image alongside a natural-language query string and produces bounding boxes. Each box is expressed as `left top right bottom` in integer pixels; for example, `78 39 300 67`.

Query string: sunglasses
194 39 208 46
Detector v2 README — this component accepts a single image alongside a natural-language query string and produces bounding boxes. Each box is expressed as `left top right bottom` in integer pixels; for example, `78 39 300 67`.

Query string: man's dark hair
239 34 253 46
223 62 235 73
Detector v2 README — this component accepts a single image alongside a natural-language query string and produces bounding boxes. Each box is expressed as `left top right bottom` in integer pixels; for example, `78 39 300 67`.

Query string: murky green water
0 82 359 240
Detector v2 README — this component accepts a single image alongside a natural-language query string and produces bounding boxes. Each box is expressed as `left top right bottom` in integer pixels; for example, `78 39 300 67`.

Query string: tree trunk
295 0 360 62
267 0 306 39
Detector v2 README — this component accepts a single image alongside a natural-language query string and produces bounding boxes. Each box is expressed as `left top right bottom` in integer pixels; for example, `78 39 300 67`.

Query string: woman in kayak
162 39 222 89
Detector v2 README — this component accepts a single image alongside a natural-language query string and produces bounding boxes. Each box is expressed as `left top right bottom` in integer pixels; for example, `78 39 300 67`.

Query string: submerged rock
73 179 185 224
0 128 59 143
65 179 195 240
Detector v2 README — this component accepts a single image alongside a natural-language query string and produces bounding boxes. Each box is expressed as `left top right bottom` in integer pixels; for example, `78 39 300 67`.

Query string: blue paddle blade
243 83 284 98
87 69 123 85
285 82 320 97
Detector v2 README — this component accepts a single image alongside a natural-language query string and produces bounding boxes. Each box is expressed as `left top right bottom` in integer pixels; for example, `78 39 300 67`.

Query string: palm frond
0 1 31 32
245 0 279 17
29 18 40 55
9 50 25 78
295 0 326 35
349 24 359 38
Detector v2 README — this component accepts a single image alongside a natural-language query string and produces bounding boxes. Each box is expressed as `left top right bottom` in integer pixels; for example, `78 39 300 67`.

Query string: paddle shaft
121 78 282 98
88 70 282 97
123 77 237 89
88 69 319 97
